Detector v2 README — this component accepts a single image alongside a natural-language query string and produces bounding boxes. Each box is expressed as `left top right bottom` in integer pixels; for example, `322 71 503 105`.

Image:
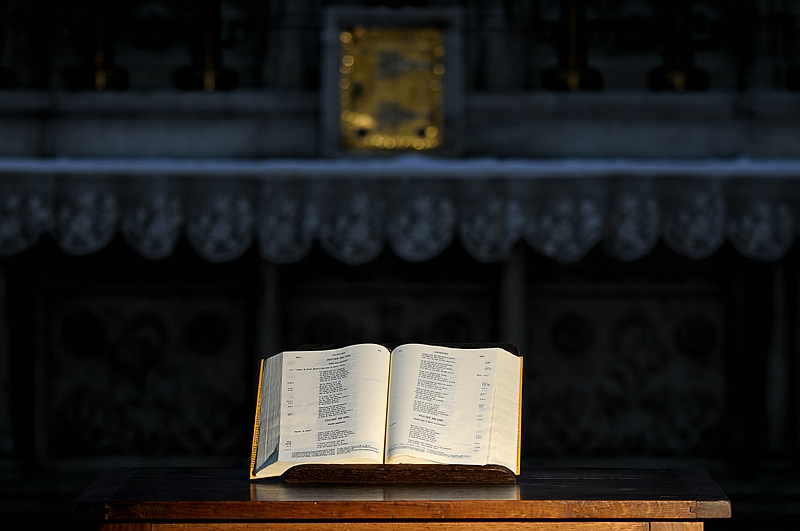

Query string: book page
486 352 522 473
277 344 391 466
253 354 284 475
385 344 498 465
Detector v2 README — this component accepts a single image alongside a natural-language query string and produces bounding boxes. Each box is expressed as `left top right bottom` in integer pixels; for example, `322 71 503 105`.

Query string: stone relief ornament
49 294 248 458
525 296 725 456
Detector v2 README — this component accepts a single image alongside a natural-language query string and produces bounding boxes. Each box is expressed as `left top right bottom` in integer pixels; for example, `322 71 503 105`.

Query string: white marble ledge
2 155 800 180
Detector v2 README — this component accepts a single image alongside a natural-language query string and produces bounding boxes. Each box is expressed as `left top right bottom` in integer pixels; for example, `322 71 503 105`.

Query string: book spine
516 356 523 475
250 358 266 479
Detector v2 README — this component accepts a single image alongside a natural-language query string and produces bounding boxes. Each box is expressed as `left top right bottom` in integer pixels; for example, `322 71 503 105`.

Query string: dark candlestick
174 0 238 91
93 8 106 90
64 2 128 91
542 0 603 91
648 0 709 91
0 1 15 89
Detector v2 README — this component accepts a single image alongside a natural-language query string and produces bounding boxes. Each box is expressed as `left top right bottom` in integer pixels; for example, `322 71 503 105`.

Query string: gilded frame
321 7 463 157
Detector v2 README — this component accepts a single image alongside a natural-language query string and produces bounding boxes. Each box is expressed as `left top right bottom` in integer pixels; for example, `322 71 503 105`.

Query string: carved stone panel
523 285 725 457
284 283 492 348
40 287 250 465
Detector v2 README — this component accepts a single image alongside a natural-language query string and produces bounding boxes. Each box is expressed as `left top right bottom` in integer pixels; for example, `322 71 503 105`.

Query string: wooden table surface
72 467 730 526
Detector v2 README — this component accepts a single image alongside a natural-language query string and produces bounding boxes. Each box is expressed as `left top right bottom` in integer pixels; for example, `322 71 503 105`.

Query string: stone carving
673 313 717 360
48 293 248 459
550 312 595 356
525 291 725 456
285 285 493 348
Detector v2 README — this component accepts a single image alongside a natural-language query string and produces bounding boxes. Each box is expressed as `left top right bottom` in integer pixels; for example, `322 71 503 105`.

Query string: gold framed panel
339 26 445 152
321 7 463 157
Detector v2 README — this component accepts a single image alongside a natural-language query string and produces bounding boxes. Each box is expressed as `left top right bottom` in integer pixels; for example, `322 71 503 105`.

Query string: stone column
499 243 527 353
0 268 11 458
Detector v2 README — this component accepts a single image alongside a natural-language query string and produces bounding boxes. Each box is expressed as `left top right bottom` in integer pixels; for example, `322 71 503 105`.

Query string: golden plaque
339 26 445 152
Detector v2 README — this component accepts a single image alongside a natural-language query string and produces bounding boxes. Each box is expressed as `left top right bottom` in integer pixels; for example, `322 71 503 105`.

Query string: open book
250 343 522 478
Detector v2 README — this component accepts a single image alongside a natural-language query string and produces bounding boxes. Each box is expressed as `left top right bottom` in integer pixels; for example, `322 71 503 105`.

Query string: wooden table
72 468 731 531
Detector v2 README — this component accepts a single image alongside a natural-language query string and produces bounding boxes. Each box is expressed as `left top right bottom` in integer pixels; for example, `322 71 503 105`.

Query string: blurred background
1 0 799 529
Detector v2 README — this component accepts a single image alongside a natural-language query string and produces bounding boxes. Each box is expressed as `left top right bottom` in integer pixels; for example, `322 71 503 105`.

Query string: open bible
250 343 522 479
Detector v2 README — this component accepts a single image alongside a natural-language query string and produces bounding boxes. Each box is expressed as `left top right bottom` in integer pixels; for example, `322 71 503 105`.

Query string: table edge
73 499 732 522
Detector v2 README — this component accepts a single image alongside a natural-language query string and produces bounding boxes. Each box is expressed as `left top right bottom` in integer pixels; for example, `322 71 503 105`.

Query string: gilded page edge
250 358 266 479
516 355 523 475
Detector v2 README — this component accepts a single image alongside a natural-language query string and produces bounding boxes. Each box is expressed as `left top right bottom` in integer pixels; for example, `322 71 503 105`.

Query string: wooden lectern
73 467 730 531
